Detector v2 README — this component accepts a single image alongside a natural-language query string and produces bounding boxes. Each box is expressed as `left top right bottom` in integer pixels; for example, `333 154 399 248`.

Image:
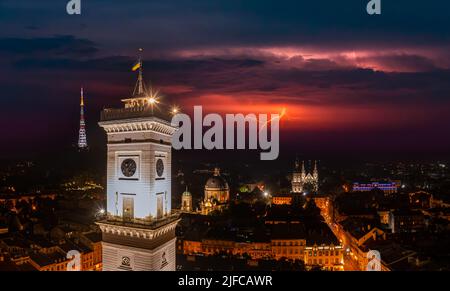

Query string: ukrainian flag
132 61 141 72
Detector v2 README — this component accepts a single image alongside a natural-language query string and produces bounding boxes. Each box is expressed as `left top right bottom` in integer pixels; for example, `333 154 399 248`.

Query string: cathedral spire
78 87 88 149
294 155 300 170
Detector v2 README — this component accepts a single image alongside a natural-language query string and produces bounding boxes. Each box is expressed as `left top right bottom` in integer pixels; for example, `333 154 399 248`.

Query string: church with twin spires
291 159 319 194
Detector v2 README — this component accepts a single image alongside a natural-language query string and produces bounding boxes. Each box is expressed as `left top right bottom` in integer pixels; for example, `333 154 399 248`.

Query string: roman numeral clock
97 70 180 271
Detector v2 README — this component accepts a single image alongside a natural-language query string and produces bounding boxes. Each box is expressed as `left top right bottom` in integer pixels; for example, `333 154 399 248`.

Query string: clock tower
97 59 179 271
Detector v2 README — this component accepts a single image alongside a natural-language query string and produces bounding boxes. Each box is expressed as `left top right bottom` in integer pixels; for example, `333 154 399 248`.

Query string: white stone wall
102 238 176 271
105 130 172 220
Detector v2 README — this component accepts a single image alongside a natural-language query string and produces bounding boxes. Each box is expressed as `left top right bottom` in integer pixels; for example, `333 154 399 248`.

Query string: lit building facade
181 237 343 270
29 253 70 271
292 159 319 194
181 221 344 271
304 244 344 271
271 239 306 260
352 182 399 194
271 196 293 205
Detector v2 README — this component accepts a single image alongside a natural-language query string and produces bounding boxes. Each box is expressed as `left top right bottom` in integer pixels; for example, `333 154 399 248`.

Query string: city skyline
1 0 450 275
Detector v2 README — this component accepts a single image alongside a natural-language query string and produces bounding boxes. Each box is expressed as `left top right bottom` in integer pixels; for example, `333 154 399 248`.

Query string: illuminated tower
313 161 319 192
78 88 88 149
181 186 193 213
301 161 306 180
97 55 179 271
292 158 303 193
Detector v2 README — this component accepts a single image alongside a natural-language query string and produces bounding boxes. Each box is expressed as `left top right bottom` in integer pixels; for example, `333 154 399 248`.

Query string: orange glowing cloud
175 93 437 132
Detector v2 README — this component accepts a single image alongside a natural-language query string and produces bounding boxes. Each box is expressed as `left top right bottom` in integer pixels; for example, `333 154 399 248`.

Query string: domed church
201 168 230 214
181 187 193 213
205 168 229 203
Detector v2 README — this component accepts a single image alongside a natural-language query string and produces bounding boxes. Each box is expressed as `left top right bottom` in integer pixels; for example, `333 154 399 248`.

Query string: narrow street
321 210 363 271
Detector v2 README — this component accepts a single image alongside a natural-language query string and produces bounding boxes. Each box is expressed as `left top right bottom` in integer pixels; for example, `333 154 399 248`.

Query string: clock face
156 158 164 177
121 159 137 177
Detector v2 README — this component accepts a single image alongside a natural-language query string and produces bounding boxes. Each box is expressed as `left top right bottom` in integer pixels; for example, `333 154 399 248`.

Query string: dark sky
1 0 450 160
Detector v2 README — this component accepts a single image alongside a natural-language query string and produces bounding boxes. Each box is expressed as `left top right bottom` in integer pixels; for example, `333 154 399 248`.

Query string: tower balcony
100 105 170 123
99 211 181 230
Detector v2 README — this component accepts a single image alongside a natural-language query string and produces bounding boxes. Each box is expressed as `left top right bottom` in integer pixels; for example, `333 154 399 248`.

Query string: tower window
122 196 134 222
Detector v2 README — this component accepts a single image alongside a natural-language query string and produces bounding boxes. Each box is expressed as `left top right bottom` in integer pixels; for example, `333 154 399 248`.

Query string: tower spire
313 160 319 193
294 155 299 170
80 87 84 106
78 87 88 149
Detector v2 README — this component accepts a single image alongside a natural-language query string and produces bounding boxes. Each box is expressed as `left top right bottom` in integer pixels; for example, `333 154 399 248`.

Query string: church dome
205 168 229 190
182 186 192 196
205 176 229 190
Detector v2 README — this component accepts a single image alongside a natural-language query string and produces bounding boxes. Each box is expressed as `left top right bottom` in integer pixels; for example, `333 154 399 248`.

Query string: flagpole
137 48 144 95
